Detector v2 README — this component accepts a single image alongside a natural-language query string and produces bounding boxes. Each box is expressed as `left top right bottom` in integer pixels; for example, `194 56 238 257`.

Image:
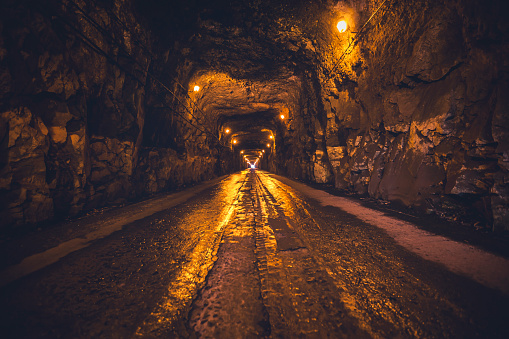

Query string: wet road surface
1 170 509 338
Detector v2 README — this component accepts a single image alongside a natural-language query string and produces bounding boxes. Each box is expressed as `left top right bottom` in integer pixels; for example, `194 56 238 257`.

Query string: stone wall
135 148 217 195
321 0 509 230
0 0 227 230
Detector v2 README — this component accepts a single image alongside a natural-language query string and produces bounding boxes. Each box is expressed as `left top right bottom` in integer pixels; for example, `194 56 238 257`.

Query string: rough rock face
0 0 231 230
0 106 52 225
320 0 509 230
135 148 217 194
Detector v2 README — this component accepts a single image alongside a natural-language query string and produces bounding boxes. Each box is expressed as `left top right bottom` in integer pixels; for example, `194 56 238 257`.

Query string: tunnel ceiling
134 0 339 152
190 72 301 148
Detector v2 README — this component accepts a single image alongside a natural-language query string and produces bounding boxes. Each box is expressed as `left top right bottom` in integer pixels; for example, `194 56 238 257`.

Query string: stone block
89 166 111 184
48 126 67 144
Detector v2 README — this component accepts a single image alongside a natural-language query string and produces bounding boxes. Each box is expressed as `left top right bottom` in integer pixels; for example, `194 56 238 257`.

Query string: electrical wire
83 0 264 135
74 0 213 135
325 0 391 82
62 15 215 141
65 0 208 125
54 0 226 146
87 0 157 59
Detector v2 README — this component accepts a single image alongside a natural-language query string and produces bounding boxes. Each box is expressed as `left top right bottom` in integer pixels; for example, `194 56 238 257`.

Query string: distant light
337 20 347 33
193 85 200 92
250 164 255 169
280 114 285 120
269 135 273 139
240 150 244 154
267 143 270 148
262 150 265 153
233 139 237 144
225 128 230 134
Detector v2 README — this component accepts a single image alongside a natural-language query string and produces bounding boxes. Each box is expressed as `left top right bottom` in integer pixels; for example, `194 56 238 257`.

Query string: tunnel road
1 170 508 338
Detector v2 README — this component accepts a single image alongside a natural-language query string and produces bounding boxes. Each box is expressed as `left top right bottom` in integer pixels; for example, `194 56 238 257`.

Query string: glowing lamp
280 114 285 120
241 150 244 154
269 135 273 139
262 150 265 153
233 139 237 144
225 128 230 134
337 20 347 33
193 85 200 92
267 143 270 148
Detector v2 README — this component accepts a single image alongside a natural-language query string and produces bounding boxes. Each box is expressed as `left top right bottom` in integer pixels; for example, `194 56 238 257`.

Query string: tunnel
1 0 509 337
0 0 508 231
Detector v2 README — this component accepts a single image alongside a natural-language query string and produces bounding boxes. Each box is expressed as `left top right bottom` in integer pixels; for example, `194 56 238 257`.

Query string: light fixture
262 150 265 153
269 135 273 139
233 139 237 144
193 85 200 92
337 20 347 33
280 114 285 120
225 128 230 134
267 143 270 148
240 150 244 154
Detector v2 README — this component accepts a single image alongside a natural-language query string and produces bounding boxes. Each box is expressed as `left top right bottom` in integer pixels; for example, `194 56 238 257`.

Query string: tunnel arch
179 67 317 174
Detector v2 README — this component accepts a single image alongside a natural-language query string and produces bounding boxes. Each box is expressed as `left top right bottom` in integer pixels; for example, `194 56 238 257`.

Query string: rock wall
135 148 217 195
0 0 227 231
273 71 325 182
322 0 509 230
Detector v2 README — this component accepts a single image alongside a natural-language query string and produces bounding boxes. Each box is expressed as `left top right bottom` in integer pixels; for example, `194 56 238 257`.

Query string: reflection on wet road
1 170 508 338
